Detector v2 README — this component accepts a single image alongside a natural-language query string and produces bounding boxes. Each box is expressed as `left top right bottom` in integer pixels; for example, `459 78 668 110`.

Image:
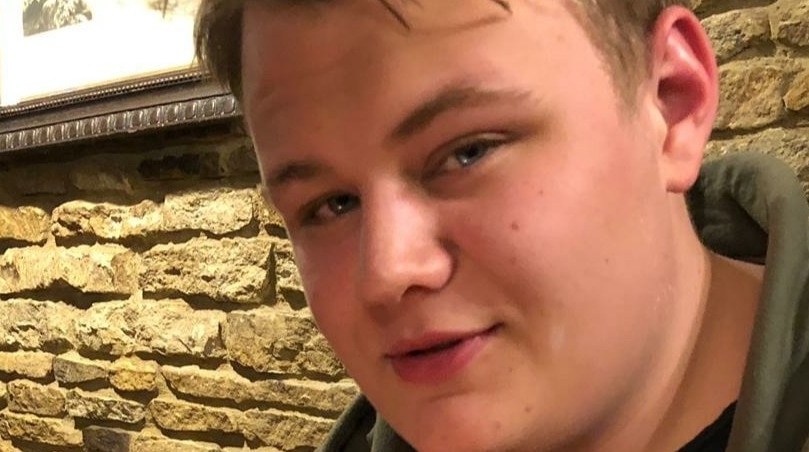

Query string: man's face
242 1 680 449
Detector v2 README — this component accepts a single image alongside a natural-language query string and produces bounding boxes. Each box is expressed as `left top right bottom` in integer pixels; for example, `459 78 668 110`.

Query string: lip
386 325 500 385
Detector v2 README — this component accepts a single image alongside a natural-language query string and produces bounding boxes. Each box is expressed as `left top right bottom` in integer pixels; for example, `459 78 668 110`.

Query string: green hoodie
318 152 809 452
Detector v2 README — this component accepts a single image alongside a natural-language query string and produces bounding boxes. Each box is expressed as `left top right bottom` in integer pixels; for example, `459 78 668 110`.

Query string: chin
399 405 526 452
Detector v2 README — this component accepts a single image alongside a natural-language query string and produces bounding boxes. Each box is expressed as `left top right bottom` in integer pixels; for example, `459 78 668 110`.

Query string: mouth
386 324 501 384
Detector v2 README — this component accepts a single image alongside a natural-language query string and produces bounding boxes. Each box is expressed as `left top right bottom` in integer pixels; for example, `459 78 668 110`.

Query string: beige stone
223 309 345 379
53 352 108 384
82 426 135 452
0 439 21 452
785 69 809 112
702 7 770 63
0 300 78 351
162 365 356 414
75 299 226 359
132 437 222 452
149 399 241 433
4 165 67 195
716 58 797 130
273 241 304 295
7 381 66 417
109 358 158 392
771 0 809 47
241 409 333 450
162 188 254 235
0 207 49 244
252 379 358 416
161 366 250 403
0 411 82 446
69 162 134 193
0 245 139 296
52 200 162 240
66 389 146 424
140 237 274 304
0 352 52 379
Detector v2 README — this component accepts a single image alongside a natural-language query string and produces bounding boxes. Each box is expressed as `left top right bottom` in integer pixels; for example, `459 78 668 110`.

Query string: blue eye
454 142 491 166
307 193 360 224
439 138 505 173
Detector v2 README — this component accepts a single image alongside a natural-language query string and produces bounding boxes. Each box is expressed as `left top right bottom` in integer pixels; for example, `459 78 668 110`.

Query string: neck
646 250 763 451
568 199 764 452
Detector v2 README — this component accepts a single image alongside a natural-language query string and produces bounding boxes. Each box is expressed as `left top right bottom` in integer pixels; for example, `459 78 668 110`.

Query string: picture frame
0 0 241 154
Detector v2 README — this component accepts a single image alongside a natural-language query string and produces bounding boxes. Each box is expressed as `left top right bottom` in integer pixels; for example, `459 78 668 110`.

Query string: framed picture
0 0 240 154
1 0 202 105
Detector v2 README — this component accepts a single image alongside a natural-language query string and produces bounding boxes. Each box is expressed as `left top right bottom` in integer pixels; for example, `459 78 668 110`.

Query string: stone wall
0 128 356 451
0 0 807 451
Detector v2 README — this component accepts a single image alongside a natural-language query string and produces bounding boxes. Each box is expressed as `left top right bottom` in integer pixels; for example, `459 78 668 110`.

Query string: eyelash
297 134 511 227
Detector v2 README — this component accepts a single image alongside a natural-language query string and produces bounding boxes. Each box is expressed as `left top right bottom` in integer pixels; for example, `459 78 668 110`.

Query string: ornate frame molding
0 70 241 154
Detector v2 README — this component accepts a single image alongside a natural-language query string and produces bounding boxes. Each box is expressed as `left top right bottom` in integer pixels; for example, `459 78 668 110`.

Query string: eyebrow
389 84 532 142
265 84 532 190
265 158 328 190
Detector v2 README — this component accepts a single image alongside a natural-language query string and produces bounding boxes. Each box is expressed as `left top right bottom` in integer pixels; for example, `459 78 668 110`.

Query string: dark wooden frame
0 69 242 154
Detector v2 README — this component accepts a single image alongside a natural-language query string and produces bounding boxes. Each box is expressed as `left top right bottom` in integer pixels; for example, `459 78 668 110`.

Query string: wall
0 0 806 451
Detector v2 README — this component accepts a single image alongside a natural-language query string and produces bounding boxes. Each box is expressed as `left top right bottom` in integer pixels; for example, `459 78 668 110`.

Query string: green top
319 152 809 452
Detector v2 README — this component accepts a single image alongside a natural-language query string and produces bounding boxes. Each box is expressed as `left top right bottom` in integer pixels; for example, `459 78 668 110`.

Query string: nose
357 180 454 308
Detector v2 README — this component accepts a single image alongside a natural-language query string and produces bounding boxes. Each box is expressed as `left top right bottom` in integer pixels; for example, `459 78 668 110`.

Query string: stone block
53 352 108 384
0 411 82 446
0 439 20 452
241 409 333 450
0 245 139 296
0 207 49 245
161 366 250 403
163 365 356 414
771 0 809 47
702 7 770 63
66 389 146 424
785 68 809 112
223 309 344 379
0 352 52 379
132 437 222 452
715 58 798 130
140 237 274 304
75 300 226 359
0 300 78 351
52 201 162 241
69 162 134 193
273 241 304 296
253 379 358 416
4 165 67 196
82 426 134 452
7 381 65 417
149 399 241 433
109 358 158 392
162 188 254 235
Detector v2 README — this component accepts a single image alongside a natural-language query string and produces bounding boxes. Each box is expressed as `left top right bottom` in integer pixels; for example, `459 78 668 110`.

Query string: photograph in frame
0 0 201 107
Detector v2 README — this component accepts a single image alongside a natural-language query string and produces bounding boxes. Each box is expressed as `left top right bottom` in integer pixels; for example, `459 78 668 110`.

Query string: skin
240 1 763 450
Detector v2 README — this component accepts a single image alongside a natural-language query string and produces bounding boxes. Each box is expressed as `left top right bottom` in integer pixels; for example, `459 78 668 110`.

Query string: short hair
194 0 691 107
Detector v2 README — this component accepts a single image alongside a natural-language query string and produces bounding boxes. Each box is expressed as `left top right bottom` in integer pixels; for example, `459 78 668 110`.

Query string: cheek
293 238 359 345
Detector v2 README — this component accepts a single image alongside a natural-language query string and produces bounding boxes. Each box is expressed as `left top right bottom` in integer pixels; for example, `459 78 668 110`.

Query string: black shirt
678 403 736 452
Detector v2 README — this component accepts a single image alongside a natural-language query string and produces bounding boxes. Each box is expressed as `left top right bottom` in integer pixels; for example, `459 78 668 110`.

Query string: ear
648 6 718 194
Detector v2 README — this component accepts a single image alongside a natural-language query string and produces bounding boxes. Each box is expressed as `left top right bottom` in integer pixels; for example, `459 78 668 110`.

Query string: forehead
239 0 599 144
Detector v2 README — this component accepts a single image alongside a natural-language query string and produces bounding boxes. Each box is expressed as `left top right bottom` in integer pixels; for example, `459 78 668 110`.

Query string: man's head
196 0 691 106
196 1 718 450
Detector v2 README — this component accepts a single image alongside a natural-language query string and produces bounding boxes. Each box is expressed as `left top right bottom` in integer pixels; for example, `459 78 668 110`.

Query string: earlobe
649 6 718 194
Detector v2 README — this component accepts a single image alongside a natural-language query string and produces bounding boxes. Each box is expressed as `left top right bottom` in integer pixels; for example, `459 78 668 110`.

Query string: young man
195 1 809 450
